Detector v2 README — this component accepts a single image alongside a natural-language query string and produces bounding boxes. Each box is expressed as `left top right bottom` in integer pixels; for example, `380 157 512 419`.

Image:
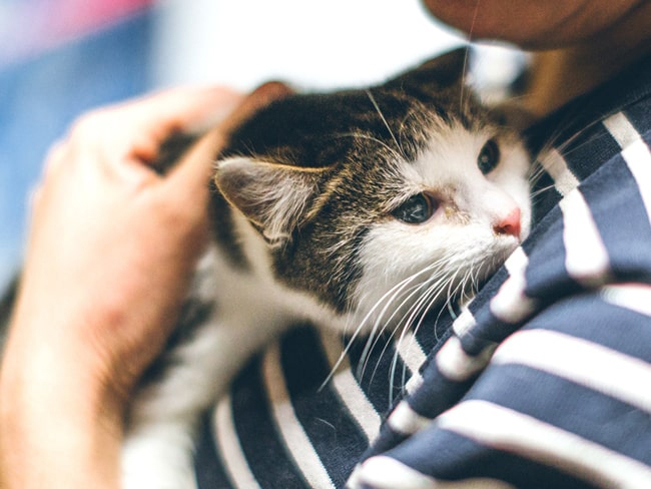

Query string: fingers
216 82 294 140
66 86 244 166
116 85 245 140
166 82 294 201
38 82 292 230
42 141 67 178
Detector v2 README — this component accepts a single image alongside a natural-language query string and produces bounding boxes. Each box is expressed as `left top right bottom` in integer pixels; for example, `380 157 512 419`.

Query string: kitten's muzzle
493 208 521 239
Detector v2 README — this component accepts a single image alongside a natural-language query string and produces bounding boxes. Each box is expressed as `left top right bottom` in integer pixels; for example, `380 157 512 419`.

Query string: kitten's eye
478 138 500 175
392 193 438 224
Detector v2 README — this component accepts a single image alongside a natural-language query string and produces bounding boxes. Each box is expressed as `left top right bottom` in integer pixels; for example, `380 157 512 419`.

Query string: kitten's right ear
215 157 324 244
386 47 468 94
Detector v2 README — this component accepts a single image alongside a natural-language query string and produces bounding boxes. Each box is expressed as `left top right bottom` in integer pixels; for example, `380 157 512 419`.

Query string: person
0 83 292 488
1 1 650 488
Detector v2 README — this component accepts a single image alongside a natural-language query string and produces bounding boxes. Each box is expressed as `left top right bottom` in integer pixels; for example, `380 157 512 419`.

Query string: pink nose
494 208 521 238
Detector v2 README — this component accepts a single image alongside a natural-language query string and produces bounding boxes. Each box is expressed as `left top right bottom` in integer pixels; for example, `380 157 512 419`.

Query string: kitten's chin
499 235 521 256
471 236 522 285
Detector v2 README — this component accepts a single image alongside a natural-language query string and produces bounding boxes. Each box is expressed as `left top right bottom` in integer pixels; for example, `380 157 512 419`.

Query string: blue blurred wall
0 12 154 285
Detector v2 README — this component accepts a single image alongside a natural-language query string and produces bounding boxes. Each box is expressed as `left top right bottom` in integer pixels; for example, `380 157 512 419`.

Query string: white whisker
320 263 439 390
362 272 448 379
332 131 403 161
365 89 405 158
355 257 455 382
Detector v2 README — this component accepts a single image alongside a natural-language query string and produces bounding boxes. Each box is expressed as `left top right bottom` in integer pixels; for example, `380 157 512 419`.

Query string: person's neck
524 1 651 118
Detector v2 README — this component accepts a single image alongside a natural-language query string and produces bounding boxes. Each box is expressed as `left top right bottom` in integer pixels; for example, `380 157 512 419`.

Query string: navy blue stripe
561 124 622 182
280 327 369 487
412 305 454 354
527 293 651 363
194 412 235 489
407 360 475 419
468 363 651 464
579 153 651 279
623 99 651 137
465 309 521 348
231 355 310 489
523 205 585 300
346 331 410 415
386 428 597 489
358 422 414 464
457 326 505 355
530 167 561 225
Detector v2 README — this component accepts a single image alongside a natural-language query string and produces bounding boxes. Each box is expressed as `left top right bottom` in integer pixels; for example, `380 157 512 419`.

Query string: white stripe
436 335 495 381
622 137 651 225
559 189 610 286
601 283 651 317
490 248 536 324
395 329 427 378
539 148 580 196
262 342 336 489
492 328 651 413
503 246 528 276
603 111 651 227
451 306 476 336
391 329 427 396
603 112 641 149
213 394 262 489
346 464 365 489
318 330 381 442
405 371 424 395
352 456 516 489
387 400 432 435
437 400 651 489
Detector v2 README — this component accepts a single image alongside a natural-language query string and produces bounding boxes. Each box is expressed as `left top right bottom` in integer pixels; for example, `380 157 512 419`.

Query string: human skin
422 0 651 115
1 2 650 488
422 0 644 48
0 83 291 489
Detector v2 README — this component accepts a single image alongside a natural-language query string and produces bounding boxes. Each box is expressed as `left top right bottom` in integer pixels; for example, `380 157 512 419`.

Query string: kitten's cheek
518 205 532 241
521 217 531 241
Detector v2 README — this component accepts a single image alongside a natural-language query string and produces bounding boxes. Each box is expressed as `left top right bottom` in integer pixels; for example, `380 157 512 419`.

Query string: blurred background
0 0 526 286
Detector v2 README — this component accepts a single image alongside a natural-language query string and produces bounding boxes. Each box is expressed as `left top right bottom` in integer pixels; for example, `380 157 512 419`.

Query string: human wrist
0 316 125 489
0 403 122 489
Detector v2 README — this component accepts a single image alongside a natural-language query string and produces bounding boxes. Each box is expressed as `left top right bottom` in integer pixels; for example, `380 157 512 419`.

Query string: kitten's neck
523 0 651 118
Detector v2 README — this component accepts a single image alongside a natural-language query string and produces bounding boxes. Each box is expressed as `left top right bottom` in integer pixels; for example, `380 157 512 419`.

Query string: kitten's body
1 49 532 489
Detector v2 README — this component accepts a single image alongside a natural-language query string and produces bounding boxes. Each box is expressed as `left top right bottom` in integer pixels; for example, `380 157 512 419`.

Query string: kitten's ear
386 47 468 93
215 157 323 244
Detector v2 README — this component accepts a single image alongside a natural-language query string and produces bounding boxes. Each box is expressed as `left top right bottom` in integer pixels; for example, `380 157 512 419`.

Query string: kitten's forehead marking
401 122 492 189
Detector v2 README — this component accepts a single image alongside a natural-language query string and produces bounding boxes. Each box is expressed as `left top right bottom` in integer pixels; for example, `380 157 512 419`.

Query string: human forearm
0 83 290 489
0 321 123 489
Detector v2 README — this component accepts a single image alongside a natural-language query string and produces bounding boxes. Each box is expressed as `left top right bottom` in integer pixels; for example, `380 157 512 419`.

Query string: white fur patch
122 244 343 488
352 122 530 334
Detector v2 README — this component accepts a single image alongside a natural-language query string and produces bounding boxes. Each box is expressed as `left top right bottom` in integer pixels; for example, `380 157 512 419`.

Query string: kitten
121 48 531 488
1 48 532 488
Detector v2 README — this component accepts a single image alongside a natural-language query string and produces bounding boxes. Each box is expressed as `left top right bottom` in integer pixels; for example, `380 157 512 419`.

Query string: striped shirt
194 52 651 488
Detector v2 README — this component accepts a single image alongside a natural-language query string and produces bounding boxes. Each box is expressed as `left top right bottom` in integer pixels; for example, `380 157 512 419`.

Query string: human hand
0 83 291 489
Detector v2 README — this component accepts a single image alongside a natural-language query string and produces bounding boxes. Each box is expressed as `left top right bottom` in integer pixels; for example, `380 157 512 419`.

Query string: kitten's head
214 48 531 324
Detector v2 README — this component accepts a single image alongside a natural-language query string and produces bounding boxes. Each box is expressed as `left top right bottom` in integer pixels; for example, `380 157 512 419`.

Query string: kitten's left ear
215 157 325 244
385 47 468 93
